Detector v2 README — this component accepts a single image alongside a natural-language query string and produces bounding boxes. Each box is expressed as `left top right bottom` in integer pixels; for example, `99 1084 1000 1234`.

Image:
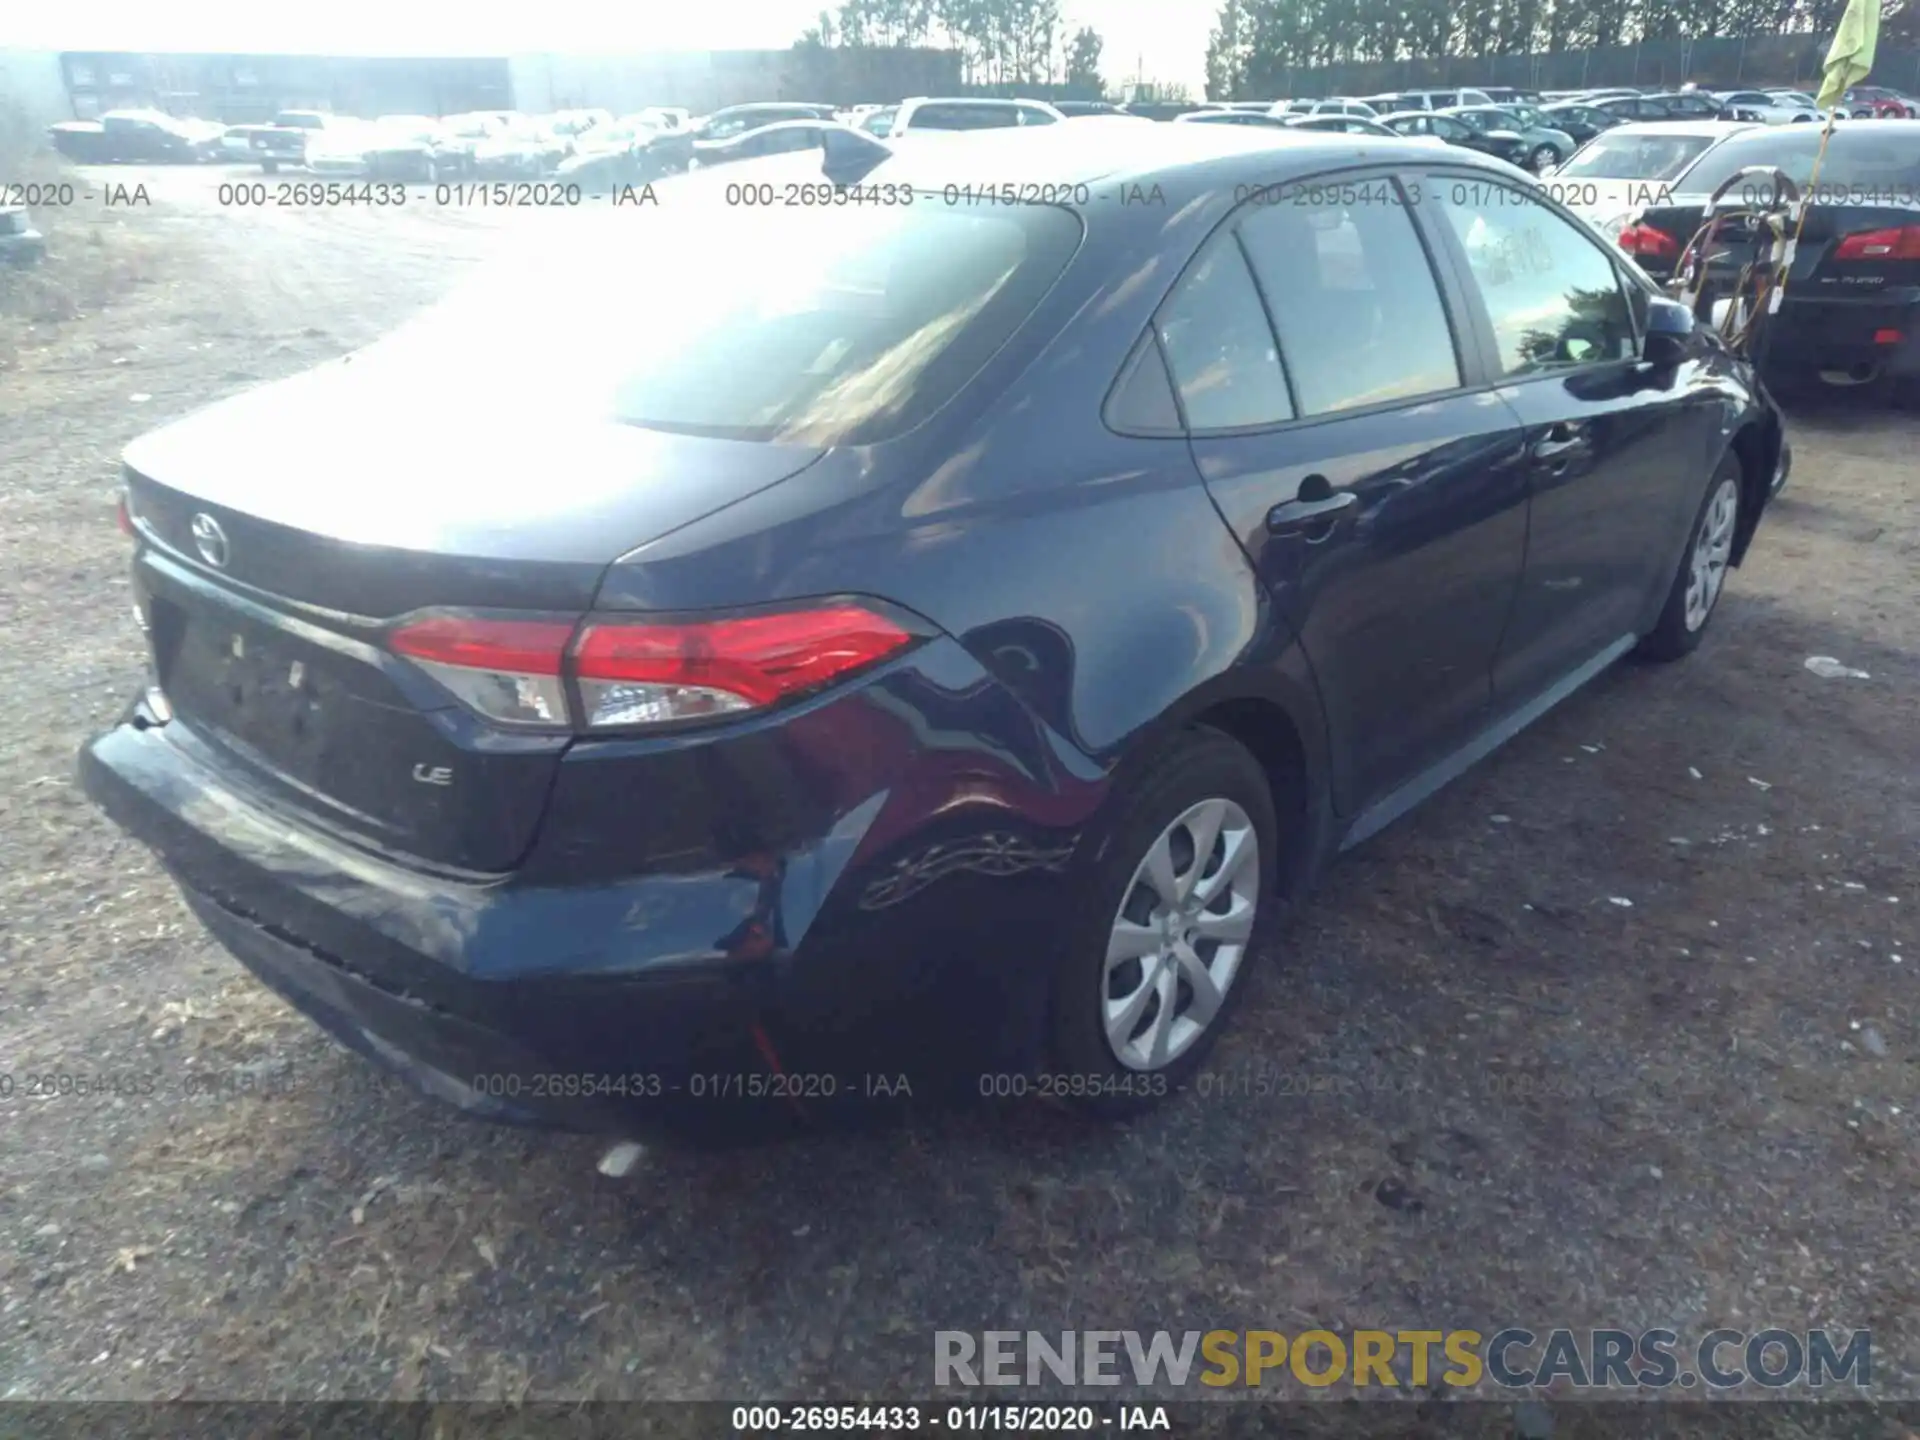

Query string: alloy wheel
1684 475 1740 632
1102 798 1261 1071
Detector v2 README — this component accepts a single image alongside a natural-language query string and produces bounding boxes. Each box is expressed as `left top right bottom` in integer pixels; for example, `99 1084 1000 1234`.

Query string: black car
82 123 1786 1143
1054 101 1124 117
555 121 689 188
1382 109 1529 165
1598 91 1727 123
1173 110 1296 128
47 110 225 164
1541 101 1626 145
1623 121 1920 386
689 120 842 169
688 104 839 163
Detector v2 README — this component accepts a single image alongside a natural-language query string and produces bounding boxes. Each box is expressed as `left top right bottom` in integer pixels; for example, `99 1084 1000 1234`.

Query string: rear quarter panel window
1155 242 1294 430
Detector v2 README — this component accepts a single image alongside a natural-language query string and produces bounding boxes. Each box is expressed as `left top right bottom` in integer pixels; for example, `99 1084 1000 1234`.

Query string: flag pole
1753 0 1878 360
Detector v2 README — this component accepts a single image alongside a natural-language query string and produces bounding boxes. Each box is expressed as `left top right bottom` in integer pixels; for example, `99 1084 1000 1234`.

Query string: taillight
387 603 917 732
573 605 916 729
1618 223 1679 259
1833 225 1920 260
116 491 134 536
389 615 575 728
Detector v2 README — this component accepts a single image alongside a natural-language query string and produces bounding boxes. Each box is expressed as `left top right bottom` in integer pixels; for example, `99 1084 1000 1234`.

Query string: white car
1714 90 1821 124
859 97 1065 138
1269 97 1379 119
302 121 379 177
1546 120 1759 245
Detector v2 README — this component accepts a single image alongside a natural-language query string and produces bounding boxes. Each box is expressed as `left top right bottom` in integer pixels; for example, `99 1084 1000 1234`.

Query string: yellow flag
1815 0 1880 109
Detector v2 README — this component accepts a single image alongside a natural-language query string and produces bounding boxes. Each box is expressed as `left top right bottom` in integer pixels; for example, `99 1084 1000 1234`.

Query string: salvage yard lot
1 165 1916 1405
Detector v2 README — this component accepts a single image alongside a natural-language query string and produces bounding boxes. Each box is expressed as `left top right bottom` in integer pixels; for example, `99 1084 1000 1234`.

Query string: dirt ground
1 164 1916 1416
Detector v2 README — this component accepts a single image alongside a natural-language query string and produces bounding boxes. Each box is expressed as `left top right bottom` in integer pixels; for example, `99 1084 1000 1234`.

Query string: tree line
1205 0 1910 96
796 0 1107 91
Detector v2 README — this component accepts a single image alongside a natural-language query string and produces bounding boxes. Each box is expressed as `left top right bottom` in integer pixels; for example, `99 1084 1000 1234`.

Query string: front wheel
1046 729 1278 1116
1639 453 1743 661
1527 143 1559 171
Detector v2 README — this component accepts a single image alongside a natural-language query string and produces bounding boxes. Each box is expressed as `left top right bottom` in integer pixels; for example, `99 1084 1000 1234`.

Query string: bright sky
8 0 1213 98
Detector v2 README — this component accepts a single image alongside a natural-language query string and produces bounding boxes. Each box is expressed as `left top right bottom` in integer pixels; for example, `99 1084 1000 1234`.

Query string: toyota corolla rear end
81 184 1103 1139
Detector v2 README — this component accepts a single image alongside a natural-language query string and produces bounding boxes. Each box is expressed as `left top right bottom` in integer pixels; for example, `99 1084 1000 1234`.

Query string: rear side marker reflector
387 604 917 732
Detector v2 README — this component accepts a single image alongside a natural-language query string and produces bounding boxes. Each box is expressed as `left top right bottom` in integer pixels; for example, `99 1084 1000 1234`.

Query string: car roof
849 119 1504 195
719 102 829 113
1596 119 1758 136
903 95 1056 107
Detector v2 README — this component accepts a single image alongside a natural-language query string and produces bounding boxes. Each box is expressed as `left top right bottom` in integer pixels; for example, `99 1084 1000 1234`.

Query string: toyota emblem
190 513 230 569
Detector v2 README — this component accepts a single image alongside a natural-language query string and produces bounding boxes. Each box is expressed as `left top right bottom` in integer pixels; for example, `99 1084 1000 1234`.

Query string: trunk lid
1637 195 1920 291
123 340 828 873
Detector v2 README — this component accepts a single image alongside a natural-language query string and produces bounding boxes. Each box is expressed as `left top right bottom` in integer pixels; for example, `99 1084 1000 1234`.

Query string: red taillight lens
1618 223 1679 259
388 615 576 729
572 605 915 729
116 491 134 536
387 603 917 732
1833 225 1920 261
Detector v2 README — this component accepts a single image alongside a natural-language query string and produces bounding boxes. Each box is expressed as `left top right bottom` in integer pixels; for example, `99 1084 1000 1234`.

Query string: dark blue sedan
82 122 1787 1141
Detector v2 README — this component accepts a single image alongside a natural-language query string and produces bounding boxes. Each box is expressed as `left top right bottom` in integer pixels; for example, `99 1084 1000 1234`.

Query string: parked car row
47 110 228 164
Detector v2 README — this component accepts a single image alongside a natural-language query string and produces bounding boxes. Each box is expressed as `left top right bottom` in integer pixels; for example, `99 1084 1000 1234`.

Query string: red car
1842 87 1918 119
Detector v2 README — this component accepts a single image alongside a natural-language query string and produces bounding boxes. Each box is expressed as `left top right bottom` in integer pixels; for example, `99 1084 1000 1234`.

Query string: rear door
1163 170 1531 816
1412 171 1725 704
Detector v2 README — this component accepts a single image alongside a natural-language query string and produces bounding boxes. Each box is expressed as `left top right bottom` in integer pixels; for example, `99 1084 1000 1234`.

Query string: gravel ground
1 165 1916 1416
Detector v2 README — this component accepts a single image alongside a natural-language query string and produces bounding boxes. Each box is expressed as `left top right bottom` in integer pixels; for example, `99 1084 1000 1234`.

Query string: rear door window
1238 181 1463 415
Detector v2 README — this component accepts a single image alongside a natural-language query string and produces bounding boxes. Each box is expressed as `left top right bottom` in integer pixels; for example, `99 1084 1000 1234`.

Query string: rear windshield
387 177 1082 445
1676 126 1920 196
1557 131 1718 180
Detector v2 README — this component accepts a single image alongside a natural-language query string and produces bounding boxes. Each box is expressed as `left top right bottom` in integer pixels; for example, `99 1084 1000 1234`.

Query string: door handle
1267 488 1357 535
1531 423 1586 462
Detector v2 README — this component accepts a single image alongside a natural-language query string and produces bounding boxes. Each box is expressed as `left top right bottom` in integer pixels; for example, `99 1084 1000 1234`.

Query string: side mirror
1642 295 1694 366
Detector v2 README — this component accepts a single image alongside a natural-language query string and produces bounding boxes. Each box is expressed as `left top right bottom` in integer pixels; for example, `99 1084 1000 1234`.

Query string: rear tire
1639 452 1743 662
1528 143 1559 170
1046 729 1279 1117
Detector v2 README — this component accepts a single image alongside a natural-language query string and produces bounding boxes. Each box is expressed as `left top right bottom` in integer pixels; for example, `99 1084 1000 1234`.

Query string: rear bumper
1768 291 1920 378
81 715 769 1135
79 641 1103 1138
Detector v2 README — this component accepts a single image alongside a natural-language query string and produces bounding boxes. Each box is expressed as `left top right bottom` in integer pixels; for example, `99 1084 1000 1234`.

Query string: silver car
1443 104 1579 171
